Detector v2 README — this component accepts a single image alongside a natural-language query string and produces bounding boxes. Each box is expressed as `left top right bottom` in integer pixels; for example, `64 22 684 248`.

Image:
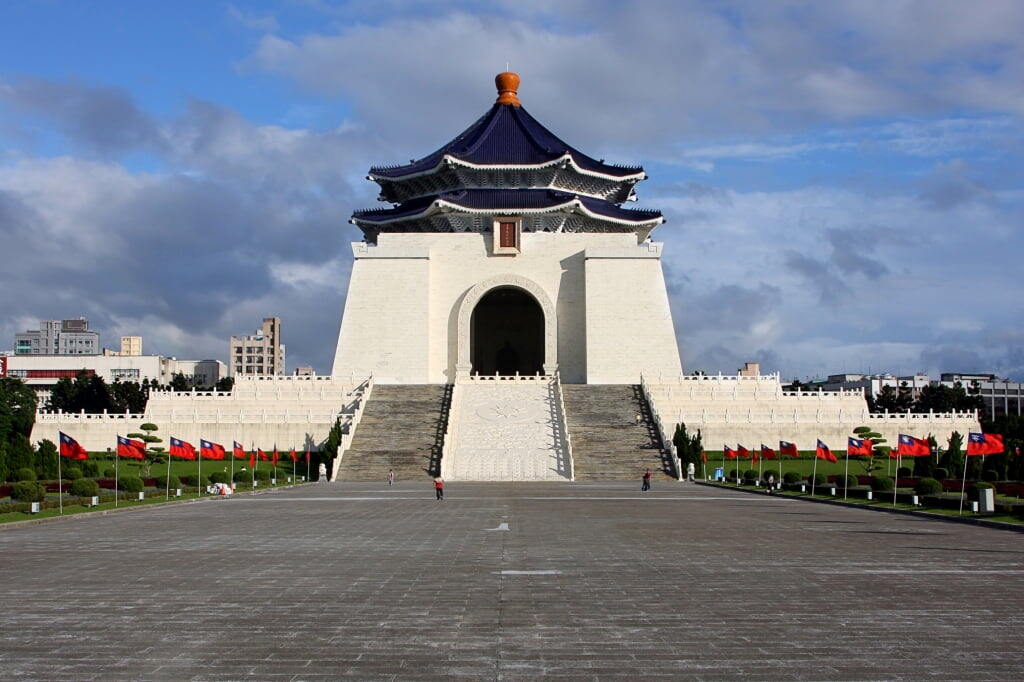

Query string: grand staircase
336 385 450 481
562 384 675 480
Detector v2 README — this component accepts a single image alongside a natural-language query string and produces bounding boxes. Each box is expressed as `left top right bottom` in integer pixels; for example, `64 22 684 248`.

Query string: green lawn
69 453 313 482
700 455 905 479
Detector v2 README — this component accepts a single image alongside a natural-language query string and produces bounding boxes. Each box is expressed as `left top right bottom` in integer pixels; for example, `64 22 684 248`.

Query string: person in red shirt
434 476 444 500
641 469 652 492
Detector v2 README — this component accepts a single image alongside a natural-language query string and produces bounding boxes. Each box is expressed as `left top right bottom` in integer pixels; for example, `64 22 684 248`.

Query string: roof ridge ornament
495 71 521 107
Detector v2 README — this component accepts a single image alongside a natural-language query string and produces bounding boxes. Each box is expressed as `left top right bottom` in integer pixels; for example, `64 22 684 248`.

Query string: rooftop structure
230 317 285 377
15 318 99 355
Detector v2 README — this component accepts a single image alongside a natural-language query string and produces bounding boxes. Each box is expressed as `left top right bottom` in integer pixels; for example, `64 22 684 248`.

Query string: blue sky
1 1 1022 380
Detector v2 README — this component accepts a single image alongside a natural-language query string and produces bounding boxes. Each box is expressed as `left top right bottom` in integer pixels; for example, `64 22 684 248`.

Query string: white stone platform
442 375 572 481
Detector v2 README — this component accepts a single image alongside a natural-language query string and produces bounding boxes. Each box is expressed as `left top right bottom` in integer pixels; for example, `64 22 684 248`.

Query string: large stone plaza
2 482 1022 680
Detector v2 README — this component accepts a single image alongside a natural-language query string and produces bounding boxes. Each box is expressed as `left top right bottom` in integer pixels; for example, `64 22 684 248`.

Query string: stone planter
30 502 40 514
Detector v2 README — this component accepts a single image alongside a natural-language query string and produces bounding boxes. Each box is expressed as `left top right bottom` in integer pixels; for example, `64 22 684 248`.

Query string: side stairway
562 384 675 481
336 384 450 481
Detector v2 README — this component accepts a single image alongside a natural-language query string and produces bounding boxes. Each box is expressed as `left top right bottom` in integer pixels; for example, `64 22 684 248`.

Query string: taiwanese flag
816 439 837 463
761 444 777 460
751 447 760 464
967 432 1004 456
779 441 799 457
248 452 256 469
897 434 931 457
848 437 873 457
723 445 737 460
200 439 226 460
289 448 299 463
233 441 247 460
257 449 268 461
116 435 146 459
700 450 708 464
58 432 89 460
272 447 279 466
305 449 311 464
737 445 750 460
169 437 197 460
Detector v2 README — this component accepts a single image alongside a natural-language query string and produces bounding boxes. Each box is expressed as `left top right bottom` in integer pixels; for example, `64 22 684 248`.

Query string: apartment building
229 317 285 376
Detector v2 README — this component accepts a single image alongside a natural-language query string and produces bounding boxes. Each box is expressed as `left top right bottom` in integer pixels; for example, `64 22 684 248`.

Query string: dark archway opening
471 287 544 376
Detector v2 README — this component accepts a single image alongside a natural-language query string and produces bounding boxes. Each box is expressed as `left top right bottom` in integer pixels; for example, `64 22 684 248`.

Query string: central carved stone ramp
337 384 449 481
443 377 572 481
562 384 675 480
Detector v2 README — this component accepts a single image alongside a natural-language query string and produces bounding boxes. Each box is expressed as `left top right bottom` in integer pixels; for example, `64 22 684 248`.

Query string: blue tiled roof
352 189 662 224
369 104 644 180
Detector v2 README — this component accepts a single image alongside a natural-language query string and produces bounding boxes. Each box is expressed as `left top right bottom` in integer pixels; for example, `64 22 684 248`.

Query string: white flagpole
196 445 201 499
165 447 171 500
779 451 784 491
251 442 256 488
959 452 970 515
57 445 63 515
114 441 119 508
231 445 235 489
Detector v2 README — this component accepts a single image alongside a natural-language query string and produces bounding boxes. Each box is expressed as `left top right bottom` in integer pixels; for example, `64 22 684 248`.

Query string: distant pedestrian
641 469 652 492
766 473 775 495
387 469 395 486
318 462 327 483
686 461 695 482
634 413 643 426
434 476 444 500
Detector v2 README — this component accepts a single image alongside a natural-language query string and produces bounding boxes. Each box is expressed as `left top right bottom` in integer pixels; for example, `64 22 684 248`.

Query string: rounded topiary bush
836 474 859 489
16 467 37 482
118 476 144 493
232 470 250 483
183 474 210 487
70 478 99 497
81 461 100 477
934 467 949 481
12 481 45 502
102 467 115 478
871 475 895 491
209 471 229 484
915 477 943 495
743 469 758 483
154 474 181 489
783 471 802 484
808 473 827 486
151 455 166 464
982 469 1000 482
969 482 994 500
62 466 83 481
254 469 272 482
761 469 779 483
896 466 912 478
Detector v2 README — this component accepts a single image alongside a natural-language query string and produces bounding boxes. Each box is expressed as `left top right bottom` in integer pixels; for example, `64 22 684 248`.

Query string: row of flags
60 432 312 468
714 432 1006 463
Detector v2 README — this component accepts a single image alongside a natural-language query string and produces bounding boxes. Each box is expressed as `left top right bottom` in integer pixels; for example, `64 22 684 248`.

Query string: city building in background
118 336 142 356
292 365 315 377
14 318 100 355
230 317 285 376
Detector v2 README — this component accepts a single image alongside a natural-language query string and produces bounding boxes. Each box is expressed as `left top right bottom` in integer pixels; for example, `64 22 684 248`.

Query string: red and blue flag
967 432 1004 456
169 437 196 460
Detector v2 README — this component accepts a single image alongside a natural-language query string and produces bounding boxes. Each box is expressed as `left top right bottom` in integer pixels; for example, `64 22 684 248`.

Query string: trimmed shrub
896 466 912 478
871 475 895 492
70 478 99 497
209 471 230 484
232 470 250 483
783 471 802 484
982 469 1000 482
968 482 994 500
81 461 100 477
16 467 37 482
119 476 144 493
934 467 949 481
742 469 758 483
151 455 166 464
154 474 181 489
62 466 83 481
103 467 116 478
727 468 740 480
254 469 272 482
761 469 779 483
12 481 45 502
808 473 827 486
182 474 210 487
915 478 943 495
836 474 859 489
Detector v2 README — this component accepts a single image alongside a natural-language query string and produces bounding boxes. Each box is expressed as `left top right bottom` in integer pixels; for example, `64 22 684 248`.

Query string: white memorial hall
33 73 980 481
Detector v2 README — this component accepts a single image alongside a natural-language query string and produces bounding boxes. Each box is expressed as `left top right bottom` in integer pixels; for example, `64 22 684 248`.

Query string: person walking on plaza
318 461 327 483
387 469 395 486
641 469 652 492
434 476 444 500
634 412 643 426
686 461 695 482
766 472 776 495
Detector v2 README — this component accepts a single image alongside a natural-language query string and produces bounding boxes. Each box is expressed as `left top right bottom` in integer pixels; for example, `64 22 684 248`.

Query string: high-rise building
15 318 100 355
230 317 285 376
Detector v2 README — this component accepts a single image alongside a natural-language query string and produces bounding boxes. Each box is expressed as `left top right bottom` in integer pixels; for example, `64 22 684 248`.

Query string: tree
913 435 937 478
939 431 965 480
168 373 191 392
36 439 59 479
871 384 913 412
215 376 234 393
109 380 148 414
0 376 38 480
129 423 162 477
913 385 984 414
321 416 344 468
45 370 113 413
851 425 893 477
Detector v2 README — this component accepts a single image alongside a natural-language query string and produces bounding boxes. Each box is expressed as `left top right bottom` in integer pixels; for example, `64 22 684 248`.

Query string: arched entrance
455 274 558 378
471 287 544 375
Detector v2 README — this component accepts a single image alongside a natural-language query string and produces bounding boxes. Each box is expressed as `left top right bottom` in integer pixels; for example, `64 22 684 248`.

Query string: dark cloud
683 283 782 334
783 251 850 304
826 228 889 279
916 159 991 210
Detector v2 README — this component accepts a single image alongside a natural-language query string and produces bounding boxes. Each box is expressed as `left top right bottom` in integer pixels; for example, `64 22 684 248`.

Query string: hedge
254 469 272 482
103 468 116 478
62 466 83 481
12 481 45 502
915 478 943 495
761 469 779 483
81 461 100 478
968 482 994 500
871 475 895 492
783 471 802 484
232 470 251 483
896 467 912 479
836 474 859 489
16 468 37 482
154 474 181 489
934 467 949 481
209 472 230 484
119 476 144 493
69 478 100 497
742 469 758 483
182 474 210 487
982 469 1000 482
808 473 827 486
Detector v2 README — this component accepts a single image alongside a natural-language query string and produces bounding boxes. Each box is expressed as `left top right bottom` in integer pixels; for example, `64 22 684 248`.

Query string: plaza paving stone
1 481 1022 680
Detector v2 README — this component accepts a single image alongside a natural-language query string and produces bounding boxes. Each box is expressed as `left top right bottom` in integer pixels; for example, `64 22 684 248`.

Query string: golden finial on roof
495 71 521 106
